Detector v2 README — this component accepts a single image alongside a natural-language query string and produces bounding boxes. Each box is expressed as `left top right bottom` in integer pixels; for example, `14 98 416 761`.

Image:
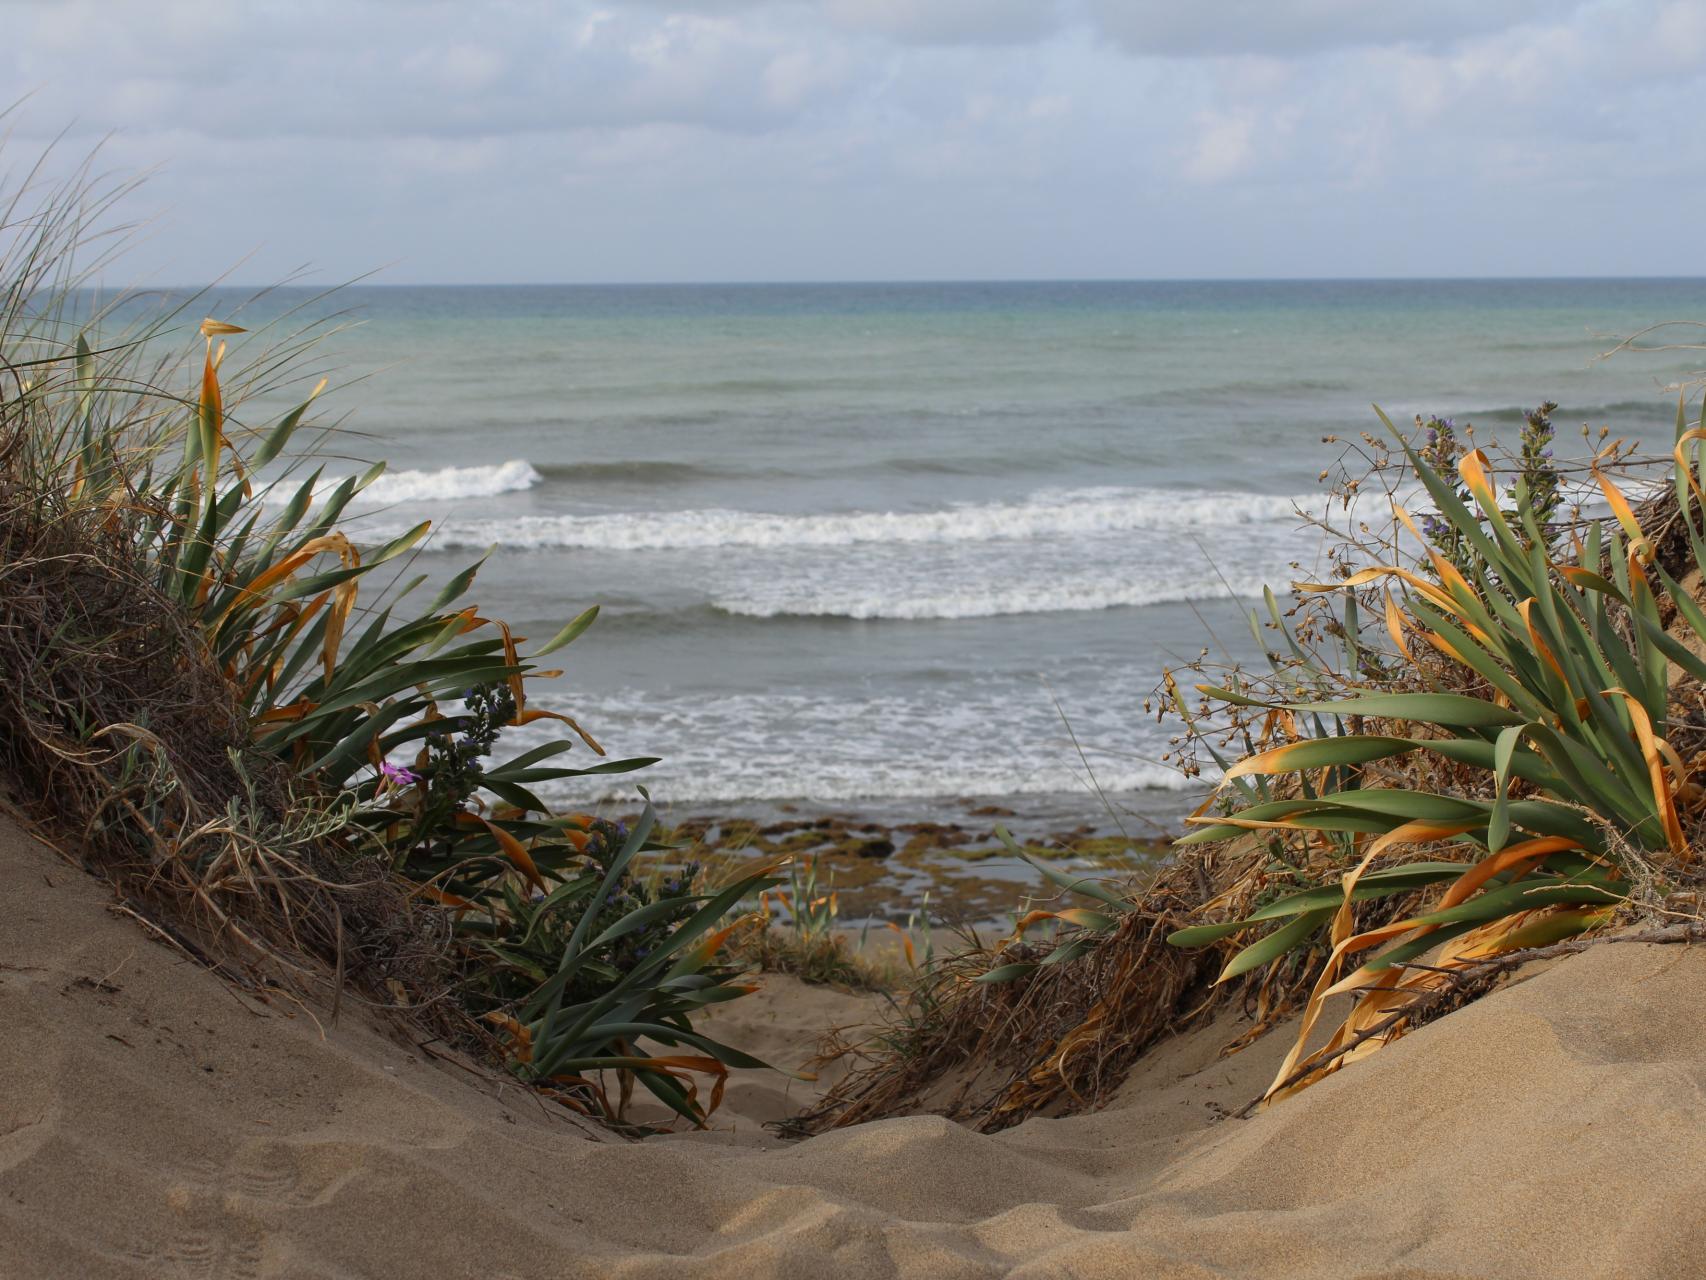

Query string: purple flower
379 760 419 787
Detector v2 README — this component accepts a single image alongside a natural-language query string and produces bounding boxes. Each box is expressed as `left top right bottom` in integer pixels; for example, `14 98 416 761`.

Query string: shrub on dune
1168 402 1706 1099
0 142 777 1129
801 395 1706 1132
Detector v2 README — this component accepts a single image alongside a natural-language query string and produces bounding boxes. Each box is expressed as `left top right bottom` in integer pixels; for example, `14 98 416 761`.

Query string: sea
183 279 1706 834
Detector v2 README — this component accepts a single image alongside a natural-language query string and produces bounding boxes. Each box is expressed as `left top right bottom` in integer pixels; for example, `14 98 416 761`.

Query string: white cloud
0 0 1700 283
1182 111 1255 184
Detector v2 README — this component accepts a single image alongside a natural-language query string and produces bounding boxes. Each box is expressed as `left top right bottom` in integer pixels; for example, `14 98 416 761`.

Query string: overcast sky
5 0 1705 284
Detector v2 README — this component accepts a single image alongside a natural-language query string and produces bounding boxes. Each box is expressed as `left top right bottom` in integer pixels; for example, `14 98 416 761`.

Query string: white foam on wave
267 459 542 506
364 458 542 503
371 485 1317 552
568 760 1201 804
713 568 1285 620
497 685 1211 806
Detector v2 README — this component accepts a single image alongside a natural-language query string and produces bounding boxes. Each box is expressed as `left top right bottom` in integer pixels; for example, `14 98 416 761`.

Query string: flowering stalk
1414 405 1560 582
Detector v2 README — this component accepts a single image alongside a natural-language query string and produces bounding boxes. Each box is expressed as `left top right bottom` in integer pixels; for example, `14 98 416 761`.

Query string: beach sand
3 817 1703 1279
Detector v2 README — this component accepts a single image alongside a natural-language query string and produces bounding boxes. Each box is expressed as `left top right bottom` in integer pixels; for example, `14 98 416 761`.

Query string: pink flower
379 760 419 787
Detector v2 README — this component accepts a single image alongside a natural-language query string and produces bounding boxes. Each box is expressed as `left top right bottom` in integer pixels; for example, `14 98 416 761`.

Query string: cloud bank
2 0 1701 282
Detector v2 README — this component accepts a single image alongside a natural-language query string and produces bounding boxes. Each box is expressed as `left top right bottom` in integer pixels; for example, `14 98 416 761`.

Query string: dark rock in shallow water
896 824 975 858
854 838 895 859
968 804 1016 817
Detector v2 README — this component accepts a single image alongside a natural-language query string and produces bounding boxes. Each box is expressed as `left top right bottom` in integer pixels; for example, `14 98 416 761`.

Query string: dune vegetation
799 394 1706 1133
0 145 787 1131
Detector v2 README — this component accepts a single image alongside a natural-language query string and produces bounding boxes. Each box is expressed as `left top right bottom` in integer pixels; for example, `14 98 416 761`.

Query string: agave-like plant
49 315 658 892
1167 398 1706 1099
6 181 780 1124
474 805 786 1126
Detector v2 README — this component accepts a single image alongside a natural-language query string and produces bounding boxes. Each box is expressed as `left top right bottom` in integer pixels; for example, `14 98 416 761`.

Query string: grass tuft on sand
800 395 1706 1133
0 135 782 1131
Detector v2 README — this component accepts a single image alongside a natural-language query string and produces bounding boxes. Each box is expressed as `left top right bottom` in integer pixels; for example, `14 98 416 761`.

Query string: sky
4 0 1705 285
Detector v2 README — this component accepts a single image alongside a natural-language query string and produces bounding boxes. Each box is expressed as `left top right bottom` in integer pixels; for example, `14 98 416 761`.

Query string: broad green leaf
1281 693 1524 728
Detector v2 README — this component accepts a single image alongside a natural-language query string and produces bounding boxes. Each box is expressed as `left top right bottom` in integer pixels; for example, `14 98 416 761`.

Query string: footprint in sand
120 1229 265 1280
179 1138 360 1210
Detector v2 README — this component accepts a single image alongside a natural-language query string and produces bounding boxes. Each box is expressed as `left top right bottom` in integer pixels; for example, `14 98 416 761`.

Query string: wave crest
269 459 542 506
713 569 1283 621
375 486 1313 552
361 459 541 503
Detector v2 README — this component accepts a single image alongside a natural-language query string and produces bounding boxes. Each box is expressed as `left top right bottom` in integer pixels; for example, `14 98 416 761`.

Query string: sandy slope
3 819 1704 1280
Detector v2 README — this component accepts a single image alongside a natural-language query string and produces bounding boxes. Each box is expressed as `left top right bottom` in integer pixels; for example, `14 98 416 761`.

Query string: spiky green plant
472 806 785 1126
32 311 657 895
1166 399 1706 1099
0 137 771 1125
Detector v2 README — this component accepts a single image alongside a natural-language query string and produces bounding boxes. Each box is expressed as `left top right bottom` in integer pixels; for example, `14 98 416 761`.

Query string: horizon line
115 272 1706 292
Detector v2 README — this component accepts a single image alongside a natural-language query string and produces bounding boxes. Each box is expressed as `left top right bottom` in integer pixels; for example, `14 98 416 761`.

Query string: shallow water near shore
150 279 1706 883
628 797 1173 930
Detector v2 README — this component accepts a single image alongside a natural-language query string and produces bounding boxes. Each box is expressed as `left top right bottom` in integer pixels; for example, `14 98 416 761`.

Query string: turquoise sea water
181 279 1706 827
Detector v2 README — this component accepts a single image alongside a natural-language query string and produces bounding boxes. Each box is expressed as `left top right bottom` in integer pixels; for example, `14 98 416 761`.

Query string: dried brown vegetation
0 445 457 1018
0 140 781 1128
791 848 1228 1134
798 396 1706 1135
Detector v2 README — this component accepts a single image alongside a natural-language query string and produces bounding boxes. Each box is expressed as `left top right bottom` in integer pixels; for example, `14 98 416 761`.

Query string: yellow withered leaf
494 619 526 716
1456 448 1500 517
257 699 315 724
884 920 917 968
516 707 606 755
455 813 547 892
685 919 746 968
323 576 360 682
1009 909 1058 935
1603 688 1686 856
231 534 356 613
484 1012 534 1063
199 318 247 338
1516 599 1567 685
1298 565 1464 626
416 882 476 910
1383 589 1412 662
1593 462 1654 561
1435 836 1579 909
1675 426 1706 507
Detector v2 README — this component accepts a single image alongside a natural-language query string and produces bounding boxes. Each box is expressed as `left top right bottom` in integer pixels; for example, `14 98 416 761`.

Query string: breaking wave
372 486 1316 552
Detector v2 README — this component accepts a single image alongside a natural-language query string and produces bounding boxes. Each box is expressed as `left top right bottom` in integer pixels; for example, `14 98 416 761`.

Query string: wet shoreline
623 795 1181 929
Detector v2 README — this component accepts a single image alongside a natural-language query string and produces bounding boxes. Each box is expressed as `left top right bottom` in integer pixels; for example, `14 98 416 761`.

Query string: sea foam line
360 486 1319 552
711 569 1290 620
562 759 1202 804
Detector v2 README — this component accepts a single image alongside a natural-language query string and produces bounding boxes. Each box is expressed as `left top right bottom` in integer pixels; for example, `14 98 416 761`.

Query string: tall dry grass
0 135 782 1129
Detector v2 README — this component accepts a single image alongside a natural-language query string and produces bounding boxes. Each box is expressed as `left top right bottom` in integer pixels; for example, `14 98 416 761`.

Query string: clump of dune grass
0 134 780 1129
1160 400 1706 1101
730 857 903 992
0 144 444 1004
789 854 1218 1133
801 393 1706 1131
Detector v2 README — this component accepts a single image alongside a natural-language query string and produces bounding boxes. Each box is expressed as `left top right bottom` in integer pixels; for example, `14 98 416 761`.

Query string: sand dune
2 818 1702 1279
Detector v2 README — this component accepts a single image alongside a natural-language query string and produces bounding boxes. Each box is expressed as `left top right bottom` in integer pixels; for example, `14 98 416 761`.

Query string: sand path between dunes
2 818 1704 1279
